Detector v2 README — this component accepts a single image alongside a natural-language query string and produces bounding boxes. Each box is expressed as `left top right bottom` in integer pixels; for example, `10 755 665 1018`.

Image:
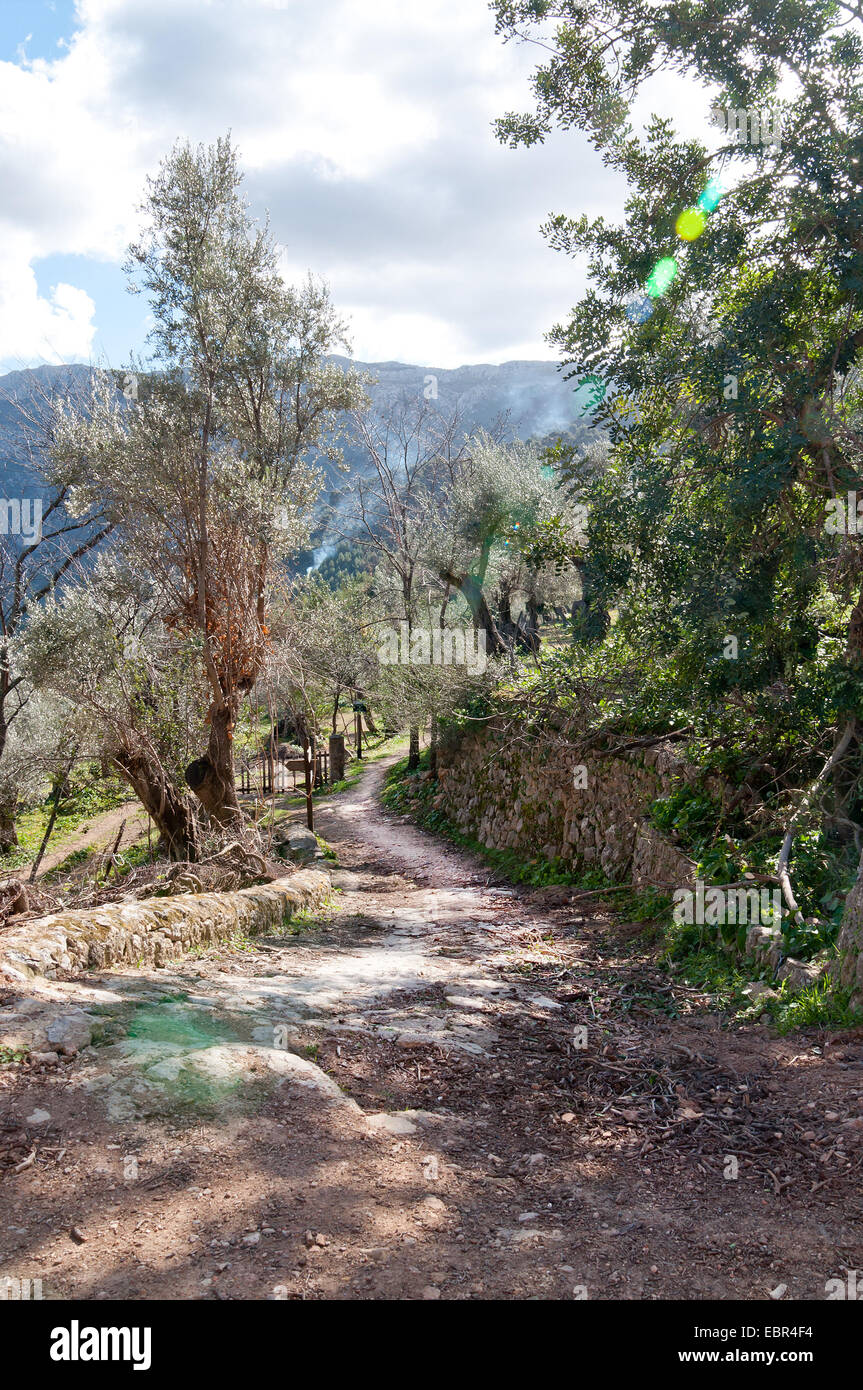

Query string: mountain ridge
0 358 594 503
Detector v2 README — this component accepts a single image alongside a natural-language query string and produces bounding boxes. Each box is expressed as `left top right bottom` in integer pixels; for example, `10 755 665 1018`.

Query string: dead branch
776 719 857 926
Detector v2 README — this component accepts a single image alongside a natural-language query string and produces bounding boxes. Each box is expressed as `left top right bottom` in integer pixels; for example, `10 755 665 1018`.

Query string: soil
1 758 862 1301
15 802 150 882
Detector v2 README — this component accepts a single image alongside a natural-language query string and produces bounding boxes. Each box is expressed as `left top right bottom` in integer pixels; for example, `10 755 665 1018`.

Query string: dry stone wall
0 870 331 981
434 724 833 990
434 724 696 890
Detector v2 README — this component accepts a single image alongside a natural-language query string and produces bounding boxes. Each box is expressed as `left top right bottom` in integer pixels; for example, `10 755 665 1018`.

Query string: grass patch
45 846 94 879
663 926 752 1006
767 980 863 1033
283 906 324 936
112 841 154 874
663 920 863 1031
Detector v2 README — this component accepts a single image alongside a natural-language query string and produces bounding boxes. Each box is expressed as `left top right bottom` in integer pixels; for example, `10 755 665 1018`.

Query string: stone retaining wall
435 725 697 889
434 723 828 990
0 870 331 981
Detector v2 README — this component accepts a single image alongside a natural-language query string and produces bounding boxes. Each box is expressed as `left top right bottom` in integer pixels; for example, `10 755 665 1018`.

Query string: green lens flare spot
697 180 722 214
675 207 706 241
645 257 678 298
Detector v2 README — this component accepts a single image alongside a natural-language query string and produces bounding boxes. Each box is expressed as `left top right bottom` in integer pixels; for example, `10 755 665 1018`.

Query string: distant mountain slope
0 357 591 490
0 364 91 496
0 360 595 575
328 355 591 442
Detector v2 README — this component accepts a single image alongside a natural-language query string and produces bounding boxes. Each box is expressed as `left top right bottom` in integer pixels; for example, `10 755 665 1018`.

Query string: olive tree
22 554 207 860
0 370 111 850
53 136 364 835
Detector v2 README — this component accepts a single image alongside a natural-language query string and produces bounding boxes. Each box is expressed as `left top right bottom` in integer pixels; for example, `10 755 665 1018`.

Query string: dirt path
18 801 149 881
1 759 862 1300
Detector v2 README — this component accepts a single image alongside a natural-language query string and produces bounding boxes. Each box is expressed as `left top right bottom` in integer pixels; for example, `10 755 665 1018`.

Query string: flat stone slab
0 999 101 1055
329 870 363 891
82 1042 361 1121
366 1112 418 1136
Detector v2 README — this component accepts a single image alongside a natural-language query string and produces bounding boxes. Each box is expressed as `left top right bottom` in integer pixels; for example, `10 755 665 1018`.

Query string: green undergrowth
112 841 154 874
0 1045 29 1067
663 924 861 1031
43 837 154 887
649 780 856 960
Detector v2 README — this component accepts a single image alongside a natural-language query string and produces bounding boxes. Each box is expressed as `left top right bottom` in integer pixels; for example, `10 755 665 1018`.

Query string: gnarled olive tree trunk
0 805 18 854
836 849 863 1006
113 741 200 862
0 705 18 853
408 724 421 771
185 698 244 829
439 569 507 656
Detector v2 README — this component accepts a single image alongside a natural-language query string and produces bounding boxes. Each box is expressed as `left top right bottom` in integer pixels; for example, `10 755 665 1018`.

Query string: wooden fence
237 749 330 797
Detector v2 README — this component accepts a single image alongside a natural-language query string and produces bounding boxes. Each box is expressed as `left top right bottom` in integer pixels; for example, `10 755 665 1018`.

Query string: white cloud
0 235 96 363
0 0 719 368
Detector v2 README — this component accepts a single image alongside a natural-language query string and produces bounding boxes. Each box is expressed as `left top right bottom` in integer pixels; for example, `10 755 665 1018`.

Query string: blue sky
0 2 78 64
31 254 148 372
0 0 711 375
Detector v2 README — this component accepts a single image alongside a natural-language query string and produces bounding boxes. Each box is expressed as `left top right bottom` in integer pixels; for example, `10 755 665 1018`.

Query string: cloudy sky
0 0 709 373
